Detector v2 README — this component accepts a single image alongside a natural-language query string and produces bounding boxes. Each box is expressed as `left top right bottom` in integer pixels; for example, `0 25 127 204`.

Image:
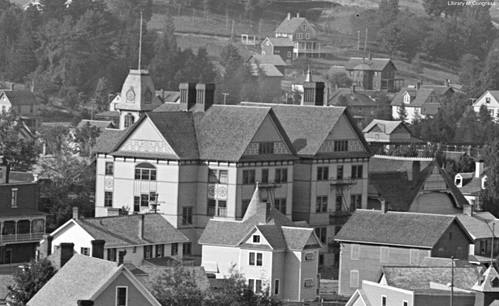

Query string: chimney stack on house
411 160 421 182
446 79 450 87
118 250 127 266
138 214 144 239
463 204 473 217
72 207 79 220
476 159 485 178
77 300 94 306
416 82 421 90
287 13 291 20
0 156 10 184
303 70 325 107
195 83 215 112
91 240 105 259
40 234 53 258
179 83 196 111
380 197 388 213
60 242 75 268
297 13 300 18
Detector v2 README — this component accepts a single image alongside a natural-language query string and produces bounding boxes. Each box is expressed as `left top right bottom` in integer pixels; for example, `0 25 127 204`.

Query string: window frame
81 247 90 256
334 140 348 152
350 270 359 288
259 142 274 154
274 279 280 295
182 206 193 225
242 169 256 185
104 191 113 207
317 166 329 181
337 165 344 180
156 244 164 258
116 286 128 306
171 243 178 256
316 196 328 213
183 242 192 256
351 165 363 179
275 168 288 183
351 244 360 260
253 235 261 243
105 162 114 175
11 188 18 208
275 198 287 214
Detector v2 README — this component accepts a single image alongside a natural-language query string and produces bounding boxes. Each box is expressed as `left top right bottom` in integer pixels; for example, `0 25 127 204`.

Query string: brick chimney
368 53 373 60
463 204 473 217
476 160 485 178
118 250 127 266
287 12 291 20
179 83 196 111
72 207 79 220
91 240 105 259
302 81 325 106
380 197 388 213
194 83 215 112
0 156 10 184
138 214 144 239
40 234 53 258
60 243 74 268
297 13 300 18
77 300 94 306
416 82 421 90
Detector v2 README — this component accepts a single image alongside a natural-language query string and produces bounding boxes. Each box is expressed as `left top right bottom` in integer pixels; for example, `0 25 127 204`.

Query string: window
486 97 491 103
315 227 326 244
275 168 288 183
350 270 359 288
305 252 315 261
403 301 408 306
255 279 262 292
274 279 280 295
305 33 310 39
296 33 303 39
208 169 228 184
156 245 164 258
134 163 156 181
351 194 362 211
317 166 329 181
11 188 17 208
105 162 114 175
287 51 291 57
116 286 127 306
275 198 286 214
249 252 263 266
316 196 328 213
336 165 344 180
381 295 387 306
302 24 307 30
261 169 269 184
335 195 343 211
243 170 256 184
249 279 254 292
140 194 149 207
380 247 389 263
81 247 90 256
183 242 192 256
207 199 216 216
259 142 274 154
304 279 314 287
253 235 261 243
144 245 152 259
104 192 113 207
334 140 348 152
351 244 360 260
133 197 140 212
124 113 134 128
351 165 363 179
107 248 117 261
449 232 453 240
171 243 178 256
182 206 193 225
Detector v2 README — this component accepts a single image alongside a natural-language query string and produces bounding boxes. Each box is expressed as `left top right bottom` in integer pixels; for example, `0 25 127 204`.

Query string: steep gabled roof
92 128 128 154
275 17 307 34
74 214 189 247
421 84 454 96
240 103 370 158
328 88 376 107
265 37 294 47
249 63 283 77
248 54 287 66
1 90 37 105
345 57 394 72
335 210 458 248
456 214 494 240
362 120 405 135
391 87 441 108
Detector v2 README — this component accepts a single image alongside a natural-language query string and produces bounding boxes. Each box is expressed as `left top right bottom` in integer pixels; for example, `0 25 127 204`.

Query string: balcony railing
217 207 227 217
0 233 44 244
329 210 351 226
329 178 356 186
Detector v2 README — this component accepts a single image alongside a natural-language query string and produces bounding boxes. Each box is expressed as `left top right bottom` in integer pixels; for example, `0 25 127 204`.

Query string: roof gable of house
248 54 287 66
473 90 499 108
264 37 294 47
345 57 394 72
328 88 376 107
391 87 441 108
362 120 404 135
334 210 457 248
275 17 308 34
472 266 499 292
0 90 37 106
93 128 129 154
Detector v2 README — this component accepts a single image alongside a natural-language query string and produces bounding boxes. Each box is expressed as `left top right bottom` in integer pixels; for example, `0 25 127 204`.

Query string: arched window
124 113 135 128
134 163 156 181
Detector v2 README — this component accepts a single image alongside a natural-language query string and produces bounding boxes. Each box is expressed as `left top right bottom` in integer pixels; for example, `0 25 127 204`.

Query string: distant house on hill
344 56 400 92
473 90 499 120
261 37 294 63
0 89 41 130
391 84 442 122
328 87 377 122
274 13 320 58
247 54 287 75
362 119 425 154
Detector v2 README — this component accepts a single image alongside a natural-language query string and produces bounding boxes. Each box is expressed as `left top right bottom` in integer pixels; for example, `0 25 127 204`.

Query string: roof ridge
77 219 139 245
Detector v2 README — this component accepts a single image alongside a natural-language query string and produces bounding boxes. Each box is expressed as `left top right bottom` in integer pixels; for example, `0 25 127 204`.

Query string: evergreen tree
8 259 56 304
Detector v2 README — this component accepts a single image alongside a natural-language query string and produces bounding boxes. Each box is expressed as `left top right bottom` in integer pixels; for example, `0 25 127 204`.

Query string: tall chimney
60 243 75 268
302 81 325 106
446 79 450 87
476 160 484 178
77 301 94 306
194 83 215 112
380 198 388 213
412 161 421 181
179 83 196 111
41 234 53 258
463 204 473 217
72 207 79 220
118 250 127 266
297 13 300 18
91 240 105 259
138 214 144 239
287 12 290 20
416 82 421 90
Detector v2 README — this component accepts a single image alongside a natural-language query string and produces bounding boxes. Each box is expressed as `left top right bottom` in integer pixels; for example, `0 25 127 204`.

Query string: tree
73 122 102 157
327 72 352 89
149 16 179 90
423 0 462 17
0 113 39 171
94 77 111 112
39 0 67 21
480 139 499 216
459 53 484 98
480 50 499 91
397 103 407 122
149 266 205 306
38 125 71 155
8 258 56 304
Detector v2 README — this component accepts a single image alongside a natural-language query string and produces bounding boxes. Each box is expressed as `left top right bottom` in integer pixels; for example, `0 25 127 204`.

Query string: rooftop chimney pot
380 198 388 213
60 242 74 268
72 207 79 220
138 214 144 239
91 240 105 259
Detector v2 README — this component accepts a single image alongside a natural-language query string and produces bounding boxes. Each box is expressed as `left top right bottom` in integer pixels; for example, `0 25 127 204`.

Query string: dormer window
253 235 260 243
486 97 491 104
302 24 307 30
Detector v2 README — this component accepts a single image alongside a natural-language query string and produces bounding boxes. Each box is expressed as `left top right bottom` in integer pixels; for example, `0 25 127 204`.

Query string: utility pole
364 28 368 52
138 11 143 70
492 223 496 264
231 20 235 40
450 256 454 306
357 31 360 50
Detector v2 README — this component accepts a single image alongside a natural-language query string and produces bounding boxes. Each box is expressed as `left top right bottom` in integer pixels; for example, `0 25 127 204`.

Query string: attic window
486 97 491 104
253 235 260 243
302 24 307 30
492 277 499 287
305 252 315 261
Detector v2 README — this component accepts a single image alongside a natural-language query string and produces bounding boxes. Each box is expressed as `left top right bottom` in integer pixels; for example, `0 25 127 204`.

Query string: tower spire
138 11 143 70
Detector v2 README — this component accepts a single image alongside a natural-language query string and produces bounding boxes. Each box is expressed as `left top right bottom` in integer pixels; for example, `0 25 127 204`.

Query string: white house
472 90 499 120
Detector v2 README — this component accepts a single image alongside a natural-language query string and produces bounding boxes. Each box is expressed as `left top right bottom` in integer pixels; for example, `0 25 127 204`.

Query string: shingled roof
92 128 128 154
1 90 37 105
265 37 294 47
199 185 320 251
328 88 376 107
345 57 394 72
248 54 287 66
363 120 404 135
71 214 188 247
391 87 442 115
27 254 161 306
275 17 307 34
335 210 460 248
